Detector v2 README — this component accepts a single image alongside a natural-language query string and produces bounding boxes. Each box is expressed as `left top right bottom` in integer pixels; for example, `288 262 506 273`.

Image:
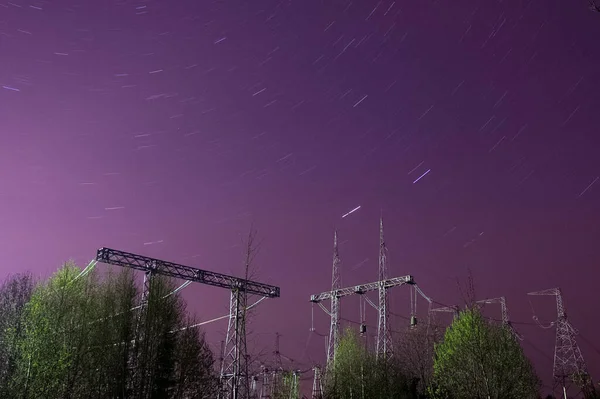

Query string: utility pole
94 247 280 399
528 288 594 398
376 218 393 360
328 230 341 364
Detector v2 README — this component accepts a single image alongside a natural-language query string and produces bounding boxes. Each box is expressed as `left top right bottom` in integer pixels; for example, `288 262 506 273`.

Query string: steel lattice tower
528 288 593 398
312 366 323 399
327 230 341 363
271 333 282 397
222 284 250 399
376 218 393 360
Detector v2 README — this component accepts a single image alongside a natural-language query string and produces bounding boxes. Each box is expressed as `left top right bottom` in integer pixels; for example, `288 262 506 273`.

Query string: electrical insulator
410 316 417 327
359 324 367 334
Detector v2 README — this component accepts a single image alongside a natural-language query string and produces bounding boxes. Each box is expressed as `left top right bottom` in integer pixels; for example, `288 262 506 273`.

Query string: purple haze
1 0 600 394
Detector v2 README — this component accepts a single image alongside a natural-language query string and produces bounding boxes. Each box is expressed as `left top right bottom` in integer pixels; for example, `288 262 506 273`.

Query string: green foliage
0 262 218 399
0 272 34 397
429 308 540 399
324 327 415 399
272 370 300 399
12 263 96 398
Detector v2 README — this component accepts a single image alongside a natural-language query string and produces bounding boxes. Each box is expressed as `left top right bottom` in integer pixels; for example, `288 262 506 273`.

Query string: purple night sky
1 0 599 393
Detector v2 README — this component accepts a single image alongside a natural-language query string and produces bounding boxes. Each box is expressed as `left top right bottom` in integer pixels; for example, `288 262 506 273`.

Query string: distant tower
376 218 393 360
327 231 341 363
528 288 594 398
312 366 323 399
271 333 282 397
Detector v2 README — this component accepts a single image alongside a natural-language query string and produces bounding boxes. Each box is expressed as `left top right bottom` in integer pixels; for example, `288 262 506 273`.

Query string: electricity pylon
271 332 283 397
528 288 594 398
377 218 393 360
328 230 341 363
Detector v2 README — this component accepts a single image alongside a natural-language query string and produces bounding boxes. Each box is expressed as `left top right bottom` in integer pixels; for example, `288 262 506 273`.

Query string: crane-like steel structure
95 247 280 399
528 288 594 398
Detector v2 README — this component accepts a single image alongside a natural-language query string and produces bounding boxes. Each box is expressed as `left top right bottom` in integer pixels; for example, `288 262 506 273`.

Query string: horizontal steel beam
309 275 413 303
96 247 280 298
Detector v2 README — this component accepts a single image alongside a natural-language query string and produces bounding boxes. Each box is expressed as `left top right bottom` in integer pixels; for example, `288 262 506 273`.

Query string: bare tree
395 326 435 396
456 269 477 310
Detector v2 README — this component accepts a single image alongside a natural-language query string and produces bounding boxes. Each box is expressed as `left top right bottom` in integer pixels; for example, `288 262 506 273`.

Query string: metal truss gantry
95 247 280 399
310 274 414 364
528 288 594 399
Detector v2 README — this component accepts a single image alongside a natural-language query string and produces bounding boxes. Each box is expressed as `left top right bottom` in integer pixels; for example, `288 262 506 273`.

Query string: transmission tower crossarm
528 288 565 318
476 297 509 324
96 247 280 297
309 275 414 303
430 305 459 314
527 288 560 296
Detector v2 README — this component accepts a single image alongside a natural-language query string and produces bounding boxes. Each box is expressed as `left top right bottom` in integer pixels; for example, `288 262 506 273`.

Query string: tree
429 308 540 399
395 325 435 397
0 273 35 397
324 327 415 399
281 371 300 399
82 266 138 398
9 262 98 399
1 261 218 399
171 318 219 399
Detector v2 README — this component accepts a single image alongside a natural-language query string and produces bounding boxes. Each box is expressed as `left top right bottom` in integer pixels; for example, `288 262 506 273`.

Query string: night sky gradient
2 0 600 394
